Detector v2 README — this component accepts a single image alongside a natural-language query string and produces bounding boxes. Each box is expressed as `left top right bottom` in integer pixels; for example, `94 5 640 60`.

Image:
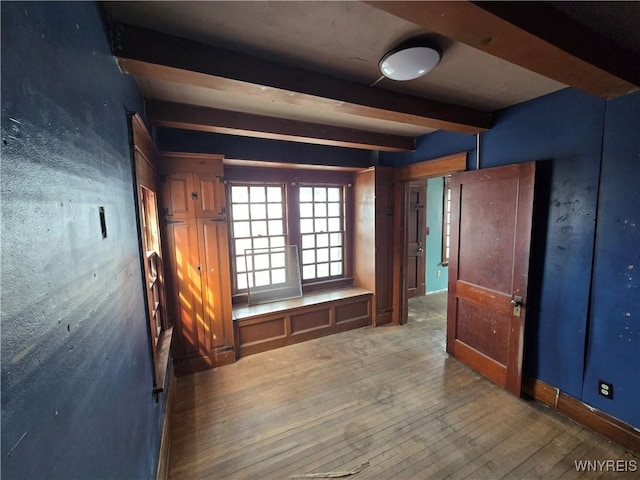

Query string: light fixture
378 41 441 81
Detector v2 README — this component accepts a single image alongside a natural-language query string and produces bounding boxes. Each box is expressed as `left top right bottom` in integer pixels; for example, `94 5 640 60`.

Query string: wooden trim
395 152 467 182
155 368 176 480
367 1 639 98
394 152 468 325
223 158 364 172
130 113 173 396
158 152 225 174
111 22 491 133
147 100 414 152
523 377 640 455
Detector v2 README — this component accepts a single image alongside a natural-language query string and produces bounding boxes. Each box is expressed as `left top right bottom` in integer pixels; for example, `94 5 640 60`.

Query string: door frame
392 152 467 325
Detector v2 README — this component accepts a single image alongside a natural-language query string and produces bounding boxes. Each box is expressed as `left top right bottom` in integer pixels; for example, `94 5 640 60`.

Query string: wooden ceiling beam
368 1 640 98
111 22 492 134
146 101 415 152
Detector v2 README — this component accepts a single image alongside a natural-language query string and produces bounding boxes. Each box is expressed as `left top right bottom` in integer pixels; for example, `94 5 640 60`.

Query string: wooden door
447 163 535 396
197 218 233 349
406 183 426 298
194 172 225 218
163 218 206 358
375 168 395 325
162 172 194 220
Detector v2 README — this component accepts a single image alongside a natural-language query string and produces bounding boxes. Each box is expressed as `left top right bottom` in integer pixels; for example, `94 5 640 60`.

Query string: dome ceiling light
372 38 442 86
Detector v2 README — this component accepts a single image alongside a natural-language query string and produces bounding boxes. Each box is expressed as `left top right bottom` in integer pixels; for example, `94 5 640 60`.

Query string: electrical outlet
598 380 614 400
437 270 441 278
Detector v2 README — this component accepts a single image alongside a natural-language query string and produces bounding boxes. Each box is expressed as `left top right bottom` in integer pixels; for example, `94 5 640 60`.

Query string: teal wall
425 177 449 293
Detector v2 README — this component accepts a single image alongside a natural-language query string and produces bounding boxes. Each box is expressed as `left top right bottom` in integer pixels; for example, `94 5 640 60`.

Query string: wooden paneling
238 317 286 345
163 220 202 358
353 167 395 326
234 288 372 357
163 173 192 219
334 300 369 324
159 154 235 374
353 169 376 295
197 219 231 349
194 173 224 218
395 152 467 182
291 309 331 334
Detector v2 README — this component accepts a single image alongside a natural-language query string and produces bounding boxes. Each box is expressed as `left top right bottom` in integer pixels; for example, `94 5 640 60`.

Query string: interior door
447 162 535 396
406 183 426 298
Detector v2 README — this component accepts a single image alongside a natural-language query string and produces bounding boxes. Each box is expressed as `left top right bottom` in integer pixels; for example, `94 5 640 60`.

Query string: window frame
225 165 354 304
130 113 172 400
441 175 452 266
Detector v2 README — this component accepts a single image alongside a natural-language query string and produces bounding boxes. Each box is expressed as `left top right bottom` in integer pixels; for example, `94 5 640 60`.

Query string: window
130 112 172 398
226 167 352 300
229 184 287 291
442 176 452 265
299 186 344 281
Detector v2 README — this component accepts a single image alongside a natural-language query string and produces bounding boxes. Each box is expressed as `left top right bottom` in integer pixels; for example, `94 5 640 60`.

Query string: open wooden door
447 163 535 396
406 183 427 299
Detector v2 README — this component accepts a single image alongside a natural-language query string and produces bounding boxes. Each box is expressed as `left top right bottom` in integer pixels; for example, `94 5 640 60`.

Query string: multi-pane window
229 184 286 291
299 186 344 281
442 176 452 265
227 174 350 298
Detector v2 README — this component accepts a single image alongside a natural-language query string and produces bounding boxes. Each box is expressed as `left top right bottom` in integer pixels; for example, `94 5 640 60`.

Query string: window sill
232 286 371 322
153 326 173 397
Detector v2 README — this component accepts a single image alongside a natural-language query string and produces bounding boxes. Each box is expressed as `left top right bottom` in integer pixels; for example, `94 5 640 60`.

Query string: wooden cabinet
353 167 395 326
159 153 234 375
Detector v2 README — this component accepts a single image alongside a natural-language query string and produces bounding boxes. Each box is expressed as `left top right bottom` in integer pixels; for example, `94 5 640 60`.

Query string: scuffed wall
1 2 166 478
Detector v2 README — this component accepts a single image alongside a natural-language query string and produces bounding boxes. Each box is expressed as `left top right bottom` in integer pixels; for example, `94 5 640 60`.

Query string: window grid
442 176 452 265
229 184 287 291
299 185 344 281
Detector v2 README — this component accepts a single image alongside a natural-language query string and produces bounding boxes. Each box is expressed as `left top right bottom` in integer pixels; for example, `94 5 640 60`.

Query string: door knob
417 247 423 256
511 295 523 317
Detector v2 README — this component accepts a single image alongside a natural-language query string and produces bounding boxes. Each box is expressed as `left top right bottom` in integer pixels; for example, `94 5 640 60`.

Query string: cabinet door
197 218 233 349
162 173 194 220
375 169 395 320
194 172 225 218
164 219 208 357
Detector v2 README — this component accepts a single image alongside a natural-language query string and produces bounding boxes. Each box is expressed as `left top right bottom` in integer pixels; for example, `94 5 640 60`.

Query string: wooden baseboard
523 377 640 455
156 368 176 480
173 347 236 376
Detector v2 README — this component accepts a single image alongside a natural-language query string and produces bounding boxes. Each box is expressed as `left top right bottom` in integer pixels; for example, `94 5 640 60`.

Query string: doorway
407 176 450 348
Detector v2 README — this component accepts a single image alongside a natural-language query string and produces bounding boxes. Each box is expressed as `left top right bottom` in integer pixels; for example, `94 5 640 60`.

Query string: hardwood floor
168 292 637 479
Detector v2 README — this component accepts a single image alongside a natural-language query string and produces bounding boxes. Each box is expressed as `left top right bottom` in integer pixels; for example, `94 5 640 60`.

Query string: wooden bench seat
232 287 373 357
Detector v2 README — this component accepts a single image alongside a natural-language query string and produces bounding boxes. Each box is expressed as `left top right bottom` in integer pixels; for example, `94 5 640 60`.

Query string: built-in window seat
232 287 372 357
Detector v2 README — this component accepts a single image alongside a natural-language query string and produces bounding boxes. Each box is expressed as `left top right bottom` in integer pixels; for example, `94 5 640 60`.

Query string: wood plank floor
168 292 638 479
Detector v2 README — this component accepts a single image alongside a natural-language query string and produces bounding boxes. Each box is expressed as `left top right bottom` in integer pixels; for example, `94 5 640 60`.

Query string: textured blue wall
582 91 640 426
1 2 166 478
384 87 639 428
425 177 448 293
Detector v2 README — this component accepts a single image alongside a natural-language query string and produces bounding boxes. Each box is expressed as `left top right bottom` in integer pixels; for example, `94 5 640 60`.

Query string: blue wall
156 127 374 168
384 87 639 428
582 92 640 425
425 177 448 292
1 3 166 478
